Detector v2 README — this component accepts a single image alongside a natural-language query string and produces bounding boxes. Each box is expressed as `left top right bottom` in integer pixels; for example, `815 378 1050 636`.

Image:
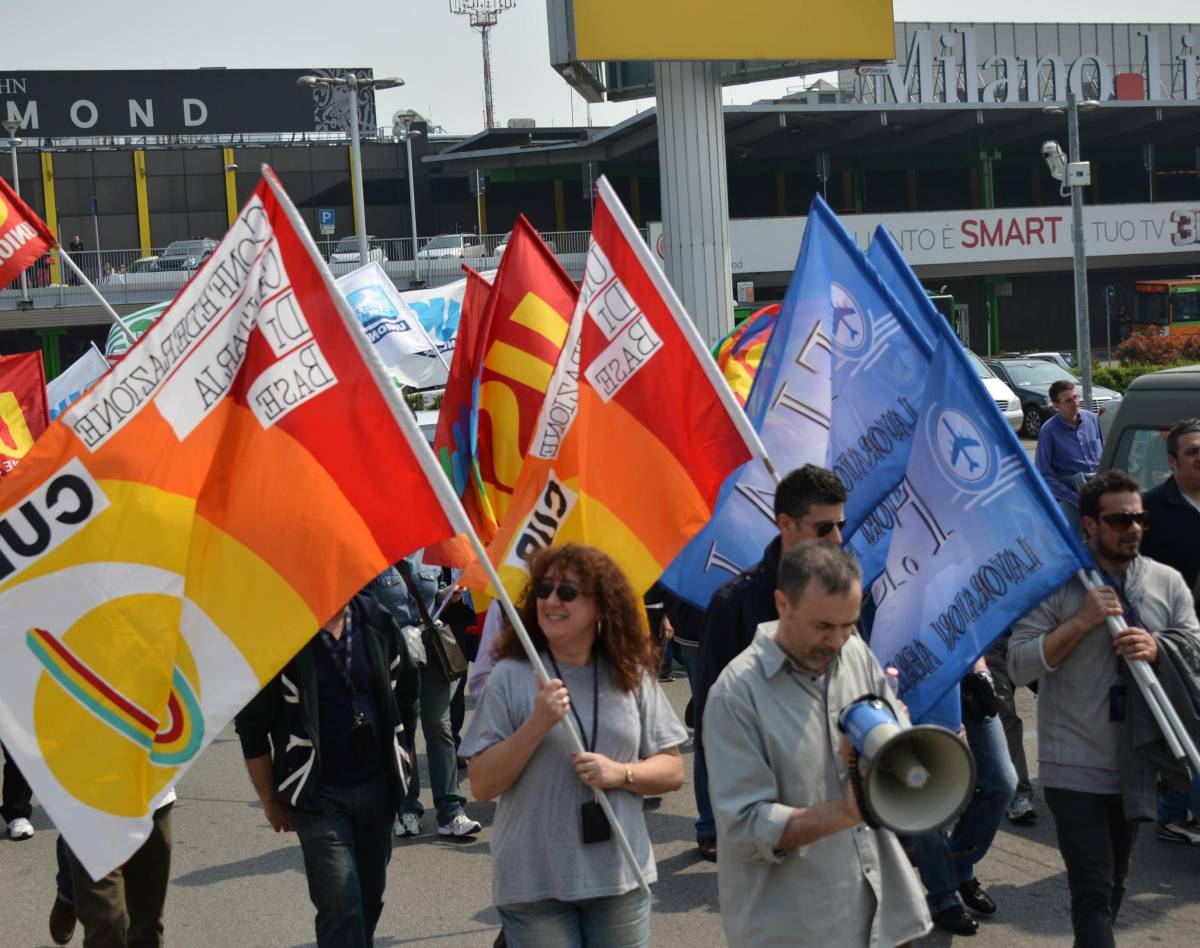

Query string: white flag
46 343 110 421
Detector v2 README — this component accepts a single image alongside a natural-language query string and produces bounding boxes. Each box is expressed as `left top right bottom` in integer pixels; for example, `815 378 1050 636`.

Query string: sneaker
1156 820 1200 845
49 894 76 945
394 813 421 838
7 817 34 840
438 812 481 837
1006 797 1037 824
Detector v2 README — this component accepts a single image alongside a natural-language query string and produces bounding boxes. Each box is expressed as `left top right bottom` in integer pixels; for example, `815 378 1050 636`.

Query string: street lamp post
2 119 31 307
395 111 423 284
297 73 403 267
1042 92 1098 408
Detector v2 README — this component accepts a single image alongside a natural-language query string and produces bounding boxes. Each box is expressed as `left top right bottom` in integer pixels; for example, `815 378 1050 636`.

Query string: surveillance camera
1041 141 1067 182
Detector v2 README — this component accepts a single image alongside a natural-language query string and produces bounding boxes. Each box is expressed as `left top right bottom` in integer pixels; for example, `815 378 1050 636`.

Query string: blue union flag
661 196 932 609
855 226 1091 720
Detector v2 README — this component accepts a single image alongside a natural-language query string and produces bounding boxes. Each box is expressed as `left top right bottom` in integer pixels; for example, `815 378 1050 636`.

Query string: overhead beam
888 109 984 150
608 122 660 157
725 112 788 148
795 111 889 154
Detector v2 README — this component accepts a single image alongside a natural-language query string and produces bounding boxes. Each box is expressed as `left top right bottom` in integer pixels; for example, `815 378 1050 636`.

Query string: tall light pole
394 110 423 284
1042 92 1099 408
298 73 403 265
449 0 516 130
2 119 31 307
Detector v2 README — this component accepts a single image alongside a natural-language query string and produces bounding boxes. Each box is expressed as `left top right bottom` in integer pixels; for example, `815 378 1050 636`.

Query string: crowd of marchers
5 400 1200 948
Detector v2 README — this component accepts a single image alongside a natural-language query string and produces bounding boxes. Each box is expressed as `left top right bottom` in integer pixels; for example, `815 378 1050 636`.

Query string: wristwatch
624 765 634 786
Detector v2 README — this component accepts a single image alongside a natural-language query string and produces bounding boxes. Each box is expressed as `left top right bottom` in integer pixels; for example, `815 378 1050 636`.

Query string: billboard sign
649 201 1200 274
0 69 377 137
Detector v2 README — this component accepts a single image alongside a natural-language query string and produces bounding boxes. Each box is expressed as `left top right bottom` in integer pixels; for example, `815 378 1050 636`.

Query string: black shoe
642 796 662 811
933 906 978 935
958 879 996 915
49 894 76 945
696 835 717 862
684 699 694 729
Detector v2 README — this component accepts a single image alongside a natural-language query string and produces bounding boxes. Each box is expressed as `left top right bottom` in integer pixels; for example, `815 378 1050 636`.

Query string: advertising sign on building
0 69 377 137
650 201 1200 275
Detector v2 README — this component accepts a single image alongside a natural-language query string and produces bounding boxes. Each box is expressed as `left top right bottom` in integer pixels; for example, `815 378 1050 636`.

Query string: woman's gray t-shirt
460 654 687 906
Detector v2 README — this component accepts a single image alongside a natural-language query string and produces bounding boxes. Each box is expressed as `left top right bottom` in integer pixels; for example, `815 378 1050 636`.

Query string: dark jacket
1121 628 1200 820
663 589 707 649
694 536 783 740
1142 477 1200 598
234 593 420 810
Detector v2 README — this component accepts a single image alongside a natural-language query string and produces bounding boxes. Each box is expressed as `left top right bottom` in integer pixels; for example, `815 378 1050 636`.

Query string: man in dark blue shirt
237 592 419 948
1034 379 1103 535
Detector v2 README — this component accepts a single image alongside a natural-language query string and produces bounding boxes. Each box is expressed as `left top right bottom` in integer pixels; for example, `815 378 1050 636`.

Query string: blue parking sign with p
318 208 335 235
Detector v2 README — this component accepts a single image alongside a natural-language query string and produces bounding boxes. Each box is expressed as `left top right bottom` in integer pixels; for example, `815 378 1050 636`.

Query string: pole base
16 299 34 311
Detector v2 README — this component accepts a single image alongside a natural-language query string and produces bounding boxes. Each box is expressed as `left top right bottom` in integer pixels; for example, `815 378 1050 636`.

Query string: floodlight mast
449 0 516 130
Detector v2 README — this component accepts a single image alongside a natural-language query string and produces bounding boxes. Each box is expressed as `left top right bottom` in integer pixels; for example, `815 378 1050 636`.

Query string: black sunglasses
1100 512 1148 530
535 581 580 603
815 519 847 538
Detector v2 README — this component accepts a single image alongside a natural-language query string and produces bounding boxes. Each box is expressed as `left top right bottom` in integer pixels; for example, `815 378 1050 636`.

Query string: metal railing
0 229 611 313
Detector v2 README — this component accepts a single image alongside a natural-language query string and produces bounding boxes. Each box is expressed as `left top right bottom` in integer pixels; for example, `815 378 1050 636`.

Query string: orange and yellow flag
0 169 456 879
473 178 758 600
430 217 577 568
0 351 49 477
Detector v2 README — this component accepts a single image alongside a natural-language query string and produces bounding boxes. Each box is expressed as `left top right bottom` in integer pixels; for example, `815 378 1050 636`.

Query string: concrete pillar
654 61 732 346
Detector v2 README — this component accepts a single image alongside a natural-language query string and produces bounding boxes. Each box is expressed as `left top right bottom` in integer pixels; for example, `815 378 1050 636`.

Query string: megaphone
837 695 976 836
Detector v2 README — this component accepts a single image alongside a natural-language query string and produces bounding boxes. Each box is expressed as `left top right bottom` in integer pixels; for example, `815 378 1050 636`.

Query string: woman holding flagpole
462 544 687 948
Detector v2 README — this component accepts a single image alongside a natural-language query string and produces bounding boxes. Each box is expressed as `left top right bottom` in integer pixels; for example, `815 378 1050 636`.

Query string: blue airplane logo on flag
940 414 984 476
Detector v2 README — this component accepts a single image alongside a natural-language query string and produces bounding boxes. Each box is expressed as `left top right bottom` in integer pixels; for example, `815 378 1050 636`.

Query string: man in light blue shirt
1035 379 1103 534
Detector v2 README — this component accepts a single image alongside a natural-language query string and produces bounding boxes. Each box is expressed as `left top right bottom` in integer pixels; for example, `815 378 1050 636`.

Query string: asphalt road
4 676 1199 948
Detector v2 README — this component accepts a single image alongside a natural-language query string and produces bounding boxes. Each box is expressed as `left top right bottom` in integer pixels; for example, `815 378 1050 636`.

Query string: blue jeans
401 657 467 825
677 643 715 838
498 890 651 948
912 713 1017 914
1158 772 1200 823
293 772 395 948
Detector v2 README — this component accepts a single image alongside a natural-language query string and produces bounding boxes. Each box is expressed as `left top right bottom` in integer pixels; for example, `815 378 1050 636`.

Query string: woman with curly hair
461 544 687 948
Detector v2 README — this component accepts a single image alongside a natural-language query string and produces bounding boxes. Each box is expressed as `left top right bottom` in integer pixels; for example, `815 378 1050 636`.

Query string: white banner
649 201 1200 274
337 262 438 386
46 343 109 421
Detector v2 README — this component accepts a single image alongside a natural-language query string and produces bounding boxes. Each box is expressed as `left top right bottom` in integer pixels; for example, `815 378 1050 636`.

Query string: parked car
985 358 1122 438
1098 363 1200 490
151 239 217 271
962 348 1023 432
330 236 388 265
128 256 158 273
494 230 559 257
416 233 485 260
1021 350 1077 373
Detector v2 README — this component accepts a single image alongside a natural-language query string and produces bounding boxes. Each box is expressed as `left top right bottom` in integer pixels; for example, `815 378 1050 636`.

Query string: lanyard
319 608 358 698
1099 568 1143 629
548 652 599 753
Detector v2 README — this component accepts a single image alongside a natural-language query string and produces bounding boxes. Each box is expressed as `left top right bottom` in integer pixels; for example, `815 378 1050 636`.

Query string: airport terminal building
2 21 1199 372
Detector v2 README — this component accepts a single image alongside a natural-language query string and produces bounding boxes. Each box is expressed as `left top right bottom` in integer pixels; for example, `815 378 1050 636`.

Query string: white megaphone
837 695 976 836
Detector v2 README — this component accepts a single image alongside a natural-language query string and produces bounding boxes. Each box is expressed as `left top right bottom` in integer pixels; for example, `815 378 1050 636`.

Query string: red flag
0 177 56 290
0 351 49 476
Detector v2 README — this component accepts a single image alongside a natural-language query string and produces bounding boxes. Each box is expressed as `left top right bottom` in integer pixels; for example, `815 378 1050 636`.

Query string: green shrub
1093 361 1195 393
403 391 426 412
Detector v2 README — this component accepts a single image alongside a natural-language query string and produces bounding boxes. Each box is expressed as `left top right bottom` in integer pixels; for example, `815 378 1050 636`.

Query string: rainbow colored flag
469 178 760 602
0 168 456 879
713 304 779 405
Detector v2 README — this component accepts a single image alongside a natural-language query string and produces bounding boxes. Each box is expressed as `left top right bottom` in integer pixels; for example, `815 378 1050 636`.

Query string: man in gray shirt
704 543 930 948
1009 469 1200 948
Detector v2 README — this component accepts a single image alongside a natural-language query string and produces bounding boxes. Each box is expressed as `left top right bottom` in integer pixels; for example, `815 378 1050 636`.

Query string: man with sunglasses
1139 418 1200 845
692 464 846 862
1034 380 1103 536
1008 470 1200 948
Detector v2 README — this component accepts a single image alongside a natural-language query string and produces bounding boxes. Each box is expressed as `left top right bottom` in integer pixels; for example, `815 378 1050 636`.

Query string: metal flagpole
266 166 651 895
1076 569 1200 772
57 247 138 346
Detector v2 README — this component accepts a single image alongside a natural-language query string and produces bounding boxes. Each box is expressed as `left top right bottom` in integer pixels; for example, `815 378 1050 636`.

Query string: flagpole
264 166 651 895
57 247 138 347
1076 569 1200 771
594 176 779 485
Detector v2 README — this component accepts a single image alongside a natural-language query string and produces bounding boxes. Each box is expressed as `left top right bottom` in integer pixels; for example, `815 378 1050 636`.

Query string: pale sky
6 1 1194 135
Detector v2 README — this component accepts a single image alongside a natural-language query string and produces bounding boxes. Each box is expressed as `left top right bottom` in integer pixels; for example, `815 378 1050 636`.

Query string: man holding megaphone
704 543 932 948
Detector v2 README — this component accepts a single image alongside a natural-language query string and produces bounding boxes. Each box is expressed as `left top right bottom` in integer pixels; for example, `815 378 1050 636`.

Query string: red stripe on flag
32 628 158 732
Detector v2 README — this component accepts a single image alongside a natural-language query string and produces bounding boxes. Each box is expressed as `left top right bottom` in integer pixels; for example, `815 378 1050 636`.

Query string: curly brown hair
491 544 658 693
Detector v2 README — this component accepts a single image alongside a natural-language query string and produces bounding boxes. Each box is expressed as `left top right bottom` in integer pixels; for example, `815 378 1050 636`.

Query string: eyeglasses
534 581 580 603
815 519 847 538
1099 512 1148 530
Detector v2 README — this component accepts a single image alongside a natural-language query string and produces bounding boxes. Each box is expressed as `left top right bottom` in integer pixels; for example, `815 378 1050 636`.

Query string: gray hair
777 541 862 602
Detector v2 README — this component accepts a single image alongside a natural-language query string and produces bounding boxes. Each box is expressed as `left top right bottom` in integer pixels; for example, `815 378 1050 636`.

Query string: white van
963 348 1023 432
